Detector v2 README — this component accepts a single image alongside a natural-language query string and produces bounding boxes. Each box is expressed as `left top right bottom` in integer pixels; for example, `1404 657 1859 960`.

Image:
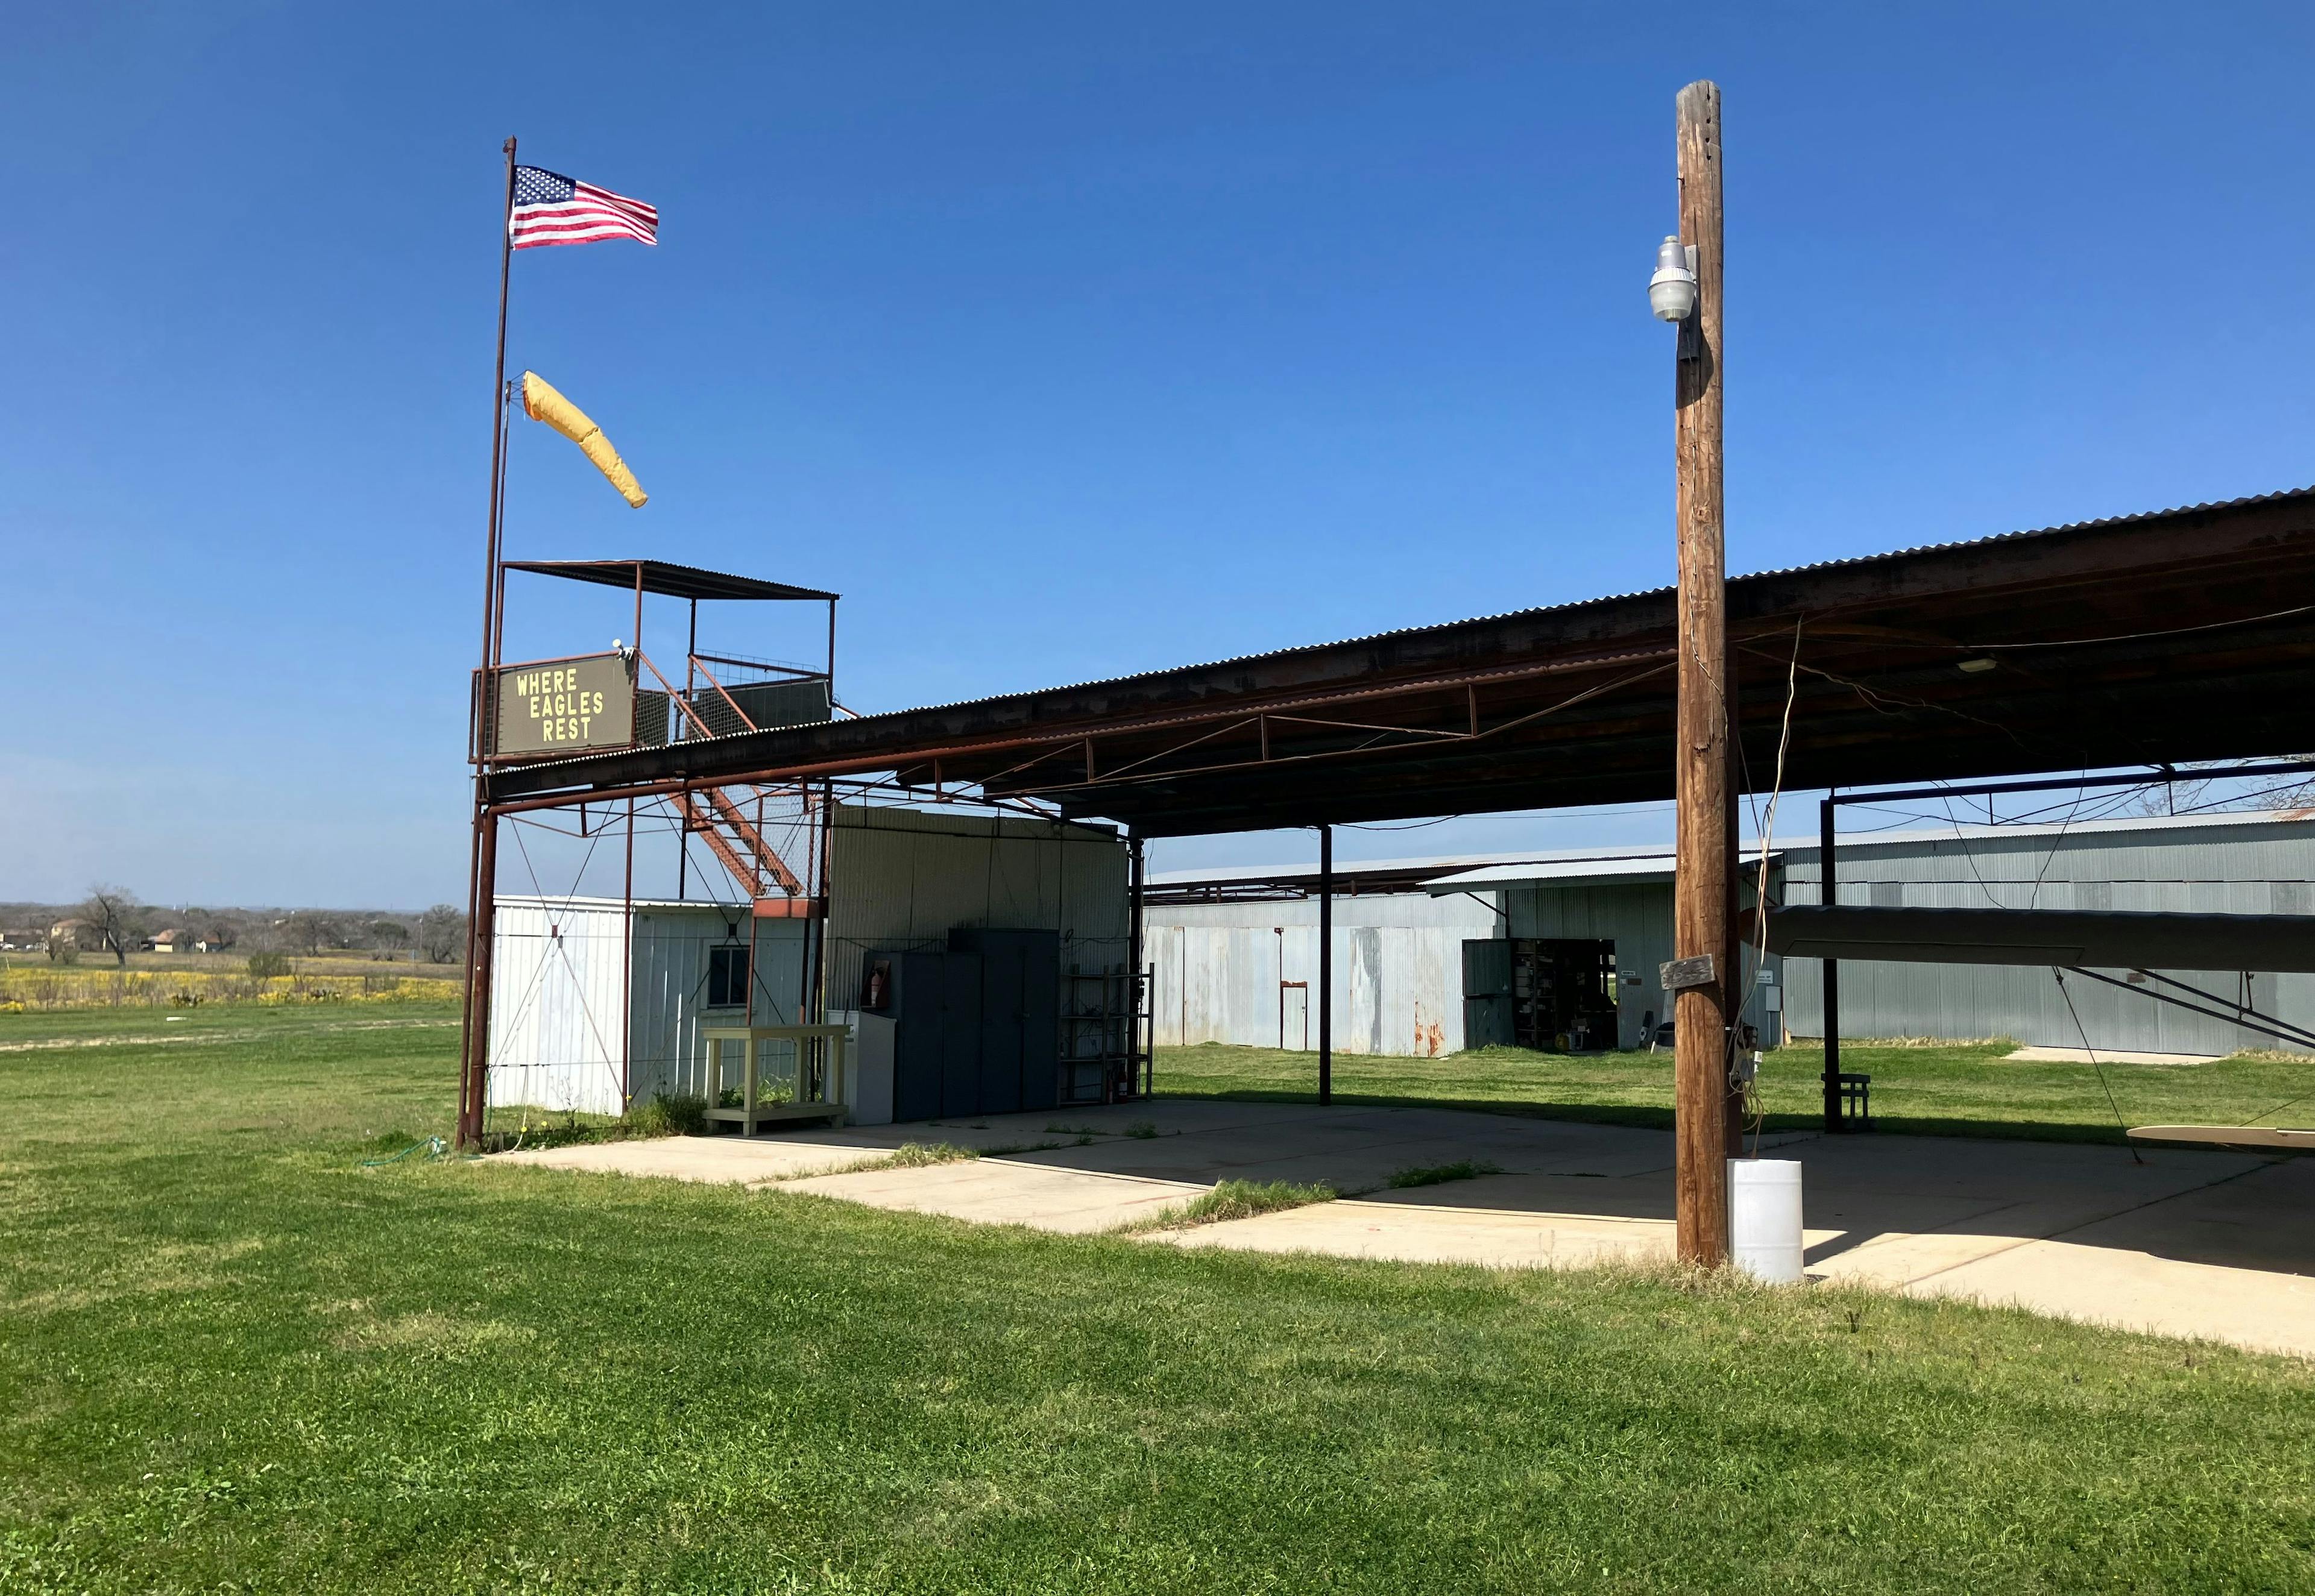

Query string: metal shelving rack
1061 965 1151 1105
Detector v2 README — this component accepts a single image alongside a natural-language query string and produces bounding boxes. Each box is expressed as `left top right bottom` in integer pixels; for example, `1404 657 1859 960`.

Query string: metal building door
1461 939 1513 1049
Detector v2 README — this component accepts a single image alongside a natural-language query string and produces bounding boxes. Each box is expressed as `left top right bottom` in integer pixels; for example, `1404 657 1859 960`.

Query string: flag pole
458 135 519 1149
483 134 517 671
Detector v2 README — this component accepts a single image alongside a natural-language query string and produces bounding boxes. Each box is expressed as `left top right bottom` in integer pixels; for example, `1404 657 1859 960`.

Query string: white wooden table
700 1023 850 1134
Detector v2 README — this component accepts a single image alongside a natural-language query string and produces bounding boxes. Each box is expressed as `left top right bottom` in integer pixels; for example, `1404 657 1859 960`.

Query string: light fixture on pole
1648 234 1698 323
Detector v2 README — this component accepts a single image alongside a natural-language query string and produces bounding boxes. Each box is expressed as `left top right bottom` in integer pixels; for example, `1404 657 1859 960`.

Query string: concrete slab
494 1095 2315 1359
1162 1194 1681 1270
1865 1234 2315 1359
496 1135 895 1185
2006 1045 2220 1066
781 1160 1202 1234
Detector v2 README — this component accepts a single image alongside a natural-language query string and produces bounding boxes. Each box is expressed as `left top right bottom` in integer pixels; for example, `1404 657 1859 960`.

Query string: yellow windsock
520 371 647 508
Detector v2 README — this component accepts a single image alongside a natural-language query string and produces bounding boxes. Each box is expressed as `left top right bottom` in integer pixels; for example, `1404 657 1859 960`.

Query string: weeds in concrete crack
1384 1159 1501 1190
1118 1178 1339 1234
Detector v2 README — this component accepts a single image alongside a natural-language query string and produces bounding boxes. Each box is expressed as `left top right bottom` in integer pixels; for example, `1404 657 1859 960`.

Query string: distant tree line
1 890 468 969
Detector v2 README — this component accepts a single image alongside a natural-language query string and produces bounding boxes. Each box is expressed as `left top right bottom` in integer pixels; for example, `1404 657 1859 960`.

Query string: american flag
508 166 658 250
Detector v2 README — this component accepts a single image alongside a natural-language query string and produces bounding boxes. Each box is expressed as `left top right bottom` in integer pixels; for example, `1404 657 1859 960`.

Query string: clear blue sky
6 3 2311 908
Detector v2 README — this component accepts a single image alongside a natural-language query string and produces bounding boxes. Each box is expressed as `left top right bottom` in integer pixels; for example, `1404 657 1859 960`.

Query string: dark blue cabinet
950 929 1060 1115
863 949 980 1123
863 932 1060 1121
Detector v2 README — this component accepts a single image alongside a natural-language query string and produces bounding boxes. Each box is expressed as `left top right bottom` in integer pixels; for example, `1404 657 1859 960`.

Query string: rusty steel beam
473 490 2315 836
477 640 2315 837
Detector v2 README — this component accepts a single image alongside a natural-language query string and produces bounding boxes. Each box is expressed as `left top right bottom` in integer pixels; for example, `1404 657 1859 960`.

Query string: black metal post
457 810 500 1148
1127 831 1145 1098
1318 824 1333 1106
1820 792 1841 1133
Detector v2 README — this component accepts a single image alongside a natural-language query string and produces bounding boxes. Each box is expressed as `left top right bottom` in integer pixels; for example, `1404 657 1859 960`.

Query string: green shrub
247 952 292 979
628 1092 708 1139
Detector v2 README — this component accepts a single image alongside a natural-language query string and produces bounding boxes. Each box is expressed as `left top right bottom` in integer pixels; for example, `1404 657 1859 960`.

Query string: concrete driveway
499 1098 2315 1359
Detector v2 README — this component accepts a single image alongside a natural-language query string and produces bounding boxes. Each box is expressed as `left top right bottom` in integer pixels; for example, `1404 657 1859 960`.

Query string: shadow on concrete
853 1096 2315 1283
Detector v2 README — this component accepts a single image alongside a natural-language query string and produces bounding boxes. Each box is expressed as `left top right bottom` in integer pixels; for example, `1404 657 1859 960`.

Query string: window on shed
707 945 750 1008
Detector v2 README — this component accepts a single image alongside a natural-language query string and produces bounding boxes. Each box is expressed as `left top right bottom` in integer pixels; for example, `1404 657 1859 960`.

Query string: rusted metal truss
482 490 2315 837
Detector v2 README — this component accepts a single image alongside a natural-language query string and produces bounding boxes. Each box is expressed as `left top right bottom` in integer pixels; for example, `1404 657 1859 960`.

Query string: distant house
48 919 113 955
144 928 191 954
0 929 44 952
195 929 236 952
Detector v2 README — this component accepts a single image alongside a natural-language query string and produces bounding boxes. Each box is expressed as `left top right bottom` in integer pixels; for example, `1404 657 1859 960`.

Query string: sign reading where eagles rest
492 652 636 756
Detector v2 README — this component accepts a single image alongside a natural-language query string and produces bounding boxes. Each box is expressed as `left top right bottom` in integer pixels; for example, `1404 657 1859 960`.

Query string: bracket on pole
1675 245 1703 363
1660 953 1717 993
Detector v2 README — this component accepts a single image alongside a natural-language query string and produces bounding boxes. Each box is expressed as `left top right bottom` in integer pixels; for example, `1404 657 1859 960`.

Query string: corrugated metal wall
488 898 631 1117
488 897 805 1116
628 907 807 1102
1778 814 2315 1051
824 805 1129 1010
1145 893 1500 1057
1507 878 1781 1050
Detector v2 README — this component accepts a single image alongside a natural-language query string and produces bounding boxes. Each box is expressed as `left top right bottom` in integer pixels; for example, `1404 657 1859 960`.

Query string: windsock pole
458 136 518 1151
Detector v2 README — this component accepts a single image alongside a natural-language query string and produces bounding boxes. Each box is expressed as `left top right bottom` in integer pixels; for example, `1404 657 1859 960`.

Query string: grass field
1153 1040 2315 1143
4 1004 2313 1593
0 952 463 1011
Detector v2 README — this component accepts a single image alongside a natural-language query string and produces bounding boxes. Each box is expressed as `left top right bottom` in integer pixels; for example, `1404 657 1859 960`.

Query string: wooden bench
1836 1070 1872 1128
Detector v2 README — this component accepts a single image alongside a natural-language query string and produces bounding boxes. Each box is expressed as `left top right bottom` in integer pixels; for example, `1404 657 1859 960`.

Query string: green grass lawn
4 1003 2313 1593
1154 1040 2315 1144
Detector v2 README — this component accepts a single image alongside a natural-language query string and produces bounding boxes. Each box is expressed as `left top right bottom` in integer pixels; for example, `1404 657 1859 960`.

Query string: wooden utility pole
1671 80 1734 1266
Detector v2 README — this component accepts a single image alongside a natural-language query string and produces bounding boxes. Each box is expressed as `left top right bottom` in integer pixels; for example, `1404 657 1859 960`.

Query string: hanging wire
1730 618 1804 1154
360 1136 447 1167
2241 1088 2315 1128
2050 968 2144 1164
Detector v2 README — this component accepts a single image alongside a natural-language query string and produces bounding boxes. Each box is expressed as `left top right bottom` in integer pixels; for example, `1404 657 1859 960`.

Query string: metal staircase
675 786 805 899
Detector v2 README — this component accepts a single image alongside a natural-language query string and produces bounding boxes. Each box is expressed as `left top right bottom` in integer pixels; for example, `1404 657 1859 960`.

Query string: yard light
1648 234 1698 323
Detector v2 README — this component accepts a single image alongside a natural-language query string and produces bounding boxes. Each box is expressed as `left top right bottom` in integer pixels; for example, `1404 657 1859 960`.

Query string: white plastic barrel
1728 1158 1805 1284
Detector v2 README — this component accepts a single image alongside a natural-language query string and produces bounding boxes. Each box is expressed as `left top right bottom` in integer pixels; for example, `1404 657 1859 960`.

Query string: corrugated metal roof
503 558 837 603
488 482 2315 836
1150 842 1682 888
1161 809 2315 891
493 894 751 913
842 485 2315 723
1423 856 1684 891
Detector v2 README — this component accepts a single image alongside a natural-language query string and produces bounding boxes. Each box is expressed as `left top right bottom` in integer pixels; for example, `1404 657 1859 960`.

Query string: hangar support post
1319 825 1334 1106
1819 792 1842 1134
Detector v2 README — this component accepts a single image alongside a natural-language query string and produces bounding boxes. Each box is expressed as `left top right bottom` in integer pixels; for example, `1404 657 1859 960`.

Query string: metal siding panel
1769 820 2315 1046
489 900 626 1117
1139 891 1493 1056
1349 926 1384 1055
827 808 1129 1061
